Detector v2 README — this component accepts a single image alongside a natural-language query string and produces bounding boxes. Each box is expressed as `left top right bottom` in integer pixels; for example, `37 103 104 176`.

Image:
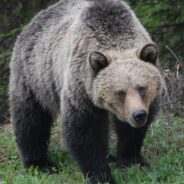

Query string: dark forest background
0 0 184 124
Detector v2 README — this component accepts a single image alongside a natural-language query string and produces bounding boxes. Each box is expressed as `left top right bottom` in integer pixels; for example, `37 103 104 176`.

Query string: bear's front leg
62 98 115 184
9 83 55 172
113 116 150 169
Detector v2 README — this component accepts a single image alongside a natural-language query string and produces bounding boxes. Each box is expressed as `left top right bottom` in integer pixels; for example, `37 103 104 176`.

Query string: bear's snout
132 110 147 126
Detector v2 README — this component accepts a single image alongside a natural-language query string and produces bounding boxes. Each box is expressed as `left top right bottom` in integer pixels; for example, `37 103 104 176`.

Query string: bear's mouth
116 113 147 128
129 120 146 128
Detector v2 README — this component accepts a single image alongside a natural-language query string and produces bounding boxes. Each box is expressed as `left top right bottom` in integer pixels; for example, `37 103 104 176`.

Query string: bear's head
89 44 163 128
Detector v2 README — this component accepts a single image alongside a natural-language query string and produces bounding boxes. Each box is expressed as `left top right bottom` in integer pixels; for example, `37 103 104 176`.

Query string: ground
0 117 184 184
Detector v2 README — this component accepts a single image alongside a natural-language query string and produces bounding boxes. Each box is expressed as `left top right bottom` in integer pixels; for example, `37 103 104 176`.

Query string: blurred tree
0 0 57 124
128 0 184 71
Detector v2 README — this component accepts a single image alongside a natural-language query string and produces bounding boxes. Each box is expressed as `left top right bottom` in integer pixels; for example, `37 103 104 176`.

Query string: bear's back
10 0 153 116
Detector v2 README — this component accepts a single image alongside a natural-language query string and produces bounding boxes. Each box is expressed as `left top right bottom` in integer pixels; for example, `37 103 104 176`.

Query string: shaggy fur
9 0 163 183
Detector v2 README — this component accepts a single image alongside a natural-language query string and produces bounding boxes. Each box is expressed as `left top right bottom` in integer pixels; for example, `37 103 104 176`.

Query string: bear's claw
39 160 60 174
118 155 150 169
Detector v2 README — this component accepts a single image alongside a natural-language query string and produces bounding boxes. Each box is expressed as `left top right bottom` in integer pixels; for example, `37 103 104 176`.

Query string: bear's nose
133 110 147 125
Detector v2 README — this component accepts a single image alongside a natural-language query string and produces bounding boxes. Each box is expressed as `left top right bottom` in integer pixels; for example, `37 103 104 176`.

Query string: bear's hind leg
113 117 149 169
10 85 54 171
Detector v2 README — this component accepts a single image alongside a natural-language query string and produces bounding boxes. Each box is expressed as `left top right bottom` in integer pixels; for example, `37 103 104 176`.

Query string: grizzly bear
9 0 164 183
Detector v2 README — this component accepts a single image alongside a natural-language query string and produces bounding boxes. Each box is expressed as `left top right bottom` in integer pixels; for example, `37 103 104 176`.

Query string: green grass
0 118 184 184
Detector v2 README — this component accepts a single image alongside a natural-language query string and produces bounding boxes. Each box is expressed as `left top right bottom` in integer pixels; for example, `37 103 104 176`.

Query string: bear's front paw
24 159 60 174
118 155 150 170
39 160 60 174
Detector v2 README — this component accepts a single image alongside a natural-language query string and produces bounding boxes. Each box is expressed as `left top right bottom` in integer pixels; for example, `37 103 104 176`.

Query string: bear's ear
89 51 110 73
139 44 158 65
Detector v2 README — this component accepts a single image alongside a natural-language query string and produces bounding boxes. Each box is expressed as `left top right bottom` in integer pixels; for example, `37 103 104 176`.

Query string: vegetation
129 0 184 70
0 118 184 184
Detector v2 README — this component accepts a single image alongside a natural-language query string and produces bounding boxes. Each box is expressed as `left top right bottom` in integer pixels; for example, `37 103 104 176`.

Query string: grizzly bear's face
89 44 163 128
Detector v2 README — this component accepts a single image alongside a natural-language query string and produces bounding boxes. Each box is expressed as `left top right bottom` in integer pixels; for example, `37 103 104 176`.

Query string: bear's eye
115 90 126 100
137 86 148 97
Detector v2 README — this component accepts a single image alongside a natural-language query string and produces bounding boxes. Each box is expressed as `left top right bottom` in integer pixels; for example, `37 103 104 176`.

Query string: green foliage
127 0 184 69
0 119 184 183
